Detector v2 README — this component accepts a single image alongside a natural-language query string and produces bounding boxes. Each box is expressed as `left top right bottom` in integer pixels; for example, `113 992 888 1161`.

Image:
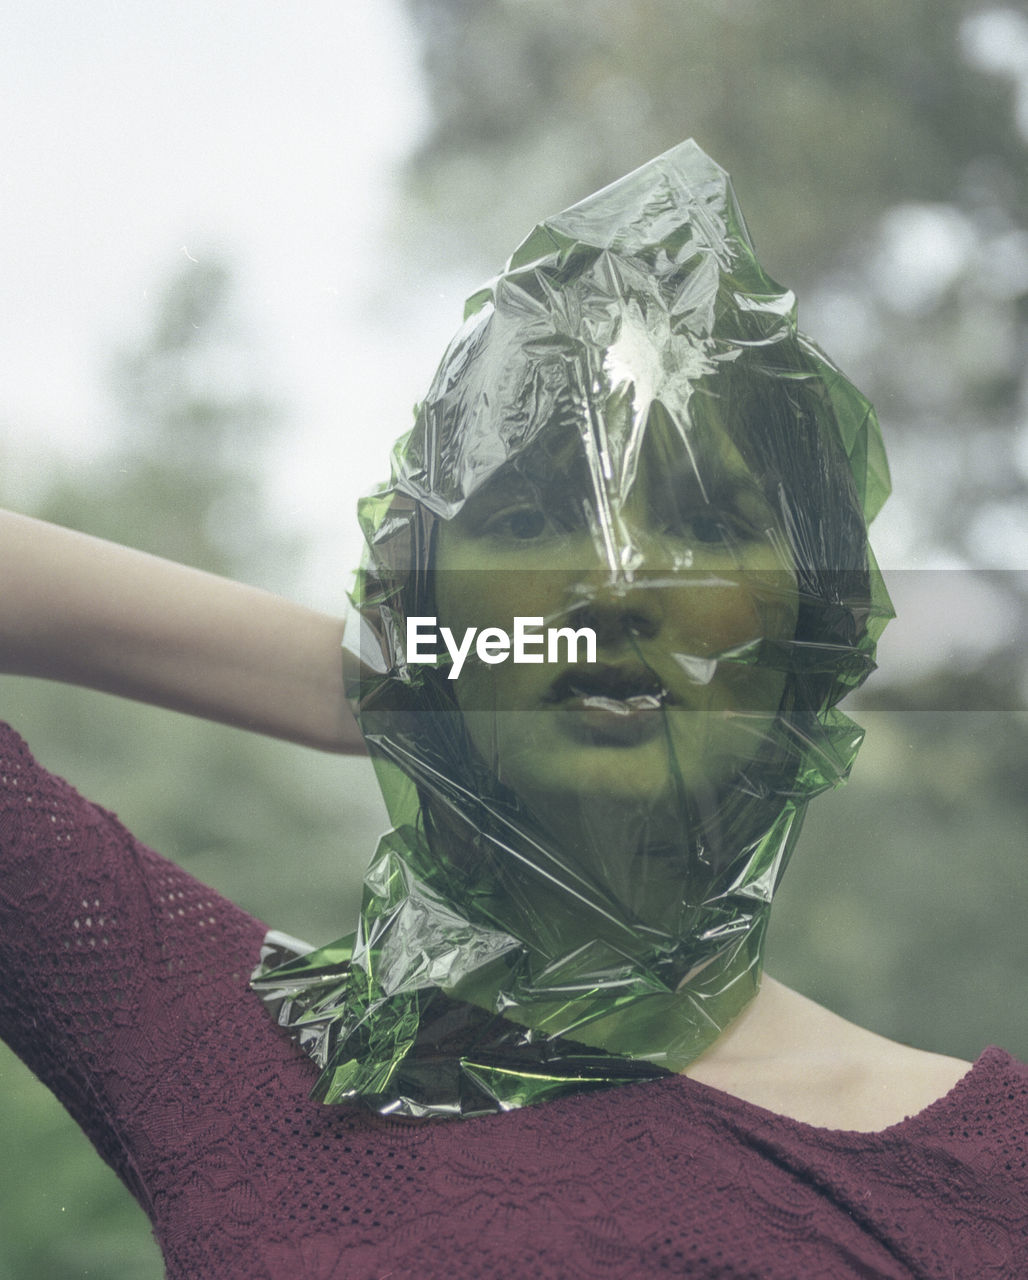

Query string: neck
449 917 767 1073
427 783 782 1070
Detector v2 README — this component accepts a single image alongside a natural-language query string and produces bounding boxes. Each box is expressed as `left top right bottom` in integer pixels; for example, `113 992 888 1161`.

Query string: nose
565 574 663 648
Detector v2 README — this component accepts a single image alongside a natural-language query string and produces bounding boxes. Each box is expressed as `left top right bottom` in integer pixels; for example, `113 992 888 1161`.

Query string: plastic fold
253 139 893 1119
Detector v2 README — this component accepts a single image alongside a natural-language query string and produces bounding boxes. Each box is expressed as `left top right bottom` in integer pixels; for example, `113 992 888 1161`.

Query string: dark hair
704 333 876 715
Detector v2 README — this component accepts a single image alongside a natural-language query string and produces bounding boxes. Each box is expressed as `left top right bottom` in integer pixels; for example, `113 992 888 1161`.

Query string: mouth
544 665 671 745
545 664 671 706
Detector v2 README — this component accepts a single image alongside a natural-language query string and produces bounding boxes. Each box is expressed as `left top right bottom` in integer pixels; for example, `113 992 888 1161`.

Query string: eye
667 481 773 548
688 512 732 544
483 505 550 541
659 504 749 546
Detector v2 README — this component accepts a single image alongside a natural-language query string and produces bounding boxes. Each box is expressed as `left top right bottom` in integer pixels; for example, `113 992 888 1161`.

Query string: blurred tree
37 256 287 578
400 0 1028 576
403 1 1020 277
2 256 382 886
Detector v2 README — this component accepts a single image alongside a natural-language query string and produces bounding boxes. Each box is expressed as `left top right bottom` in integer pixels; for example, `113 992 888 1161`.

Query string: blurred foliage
3 2 1028 1273
33 258 288 580
404 0 1020 281
768 707 1028 1063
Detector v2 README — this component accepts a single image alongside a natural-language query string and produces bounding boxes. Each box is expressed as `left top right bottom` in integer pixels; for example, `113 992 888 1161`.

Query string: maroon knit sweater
1 721 1025 1279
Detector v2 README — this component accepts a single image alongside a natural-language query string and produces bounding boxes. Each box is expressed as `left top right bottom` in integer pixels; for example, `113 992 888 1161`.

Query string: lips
545 664 671 707
544 665 671 746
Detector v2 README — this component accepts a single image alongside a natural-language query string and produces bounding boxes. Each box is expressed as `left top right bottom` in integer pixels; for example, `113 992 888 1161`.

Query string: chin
503 742 701 812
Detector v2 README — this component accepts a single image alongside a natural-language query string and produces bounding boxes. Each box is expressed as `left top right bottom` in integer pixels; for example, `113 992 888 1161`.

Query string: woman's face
433 413 799 837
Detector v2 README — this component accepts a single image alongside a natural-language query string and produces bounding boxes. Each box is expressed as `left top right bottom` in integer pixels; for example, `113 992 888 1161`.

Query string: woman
1 141 1024 1277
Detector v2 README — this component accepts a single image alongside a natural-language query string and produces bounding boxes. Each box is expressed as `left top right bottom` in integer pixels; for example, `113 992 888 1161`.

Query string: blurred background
1 0 1026 1273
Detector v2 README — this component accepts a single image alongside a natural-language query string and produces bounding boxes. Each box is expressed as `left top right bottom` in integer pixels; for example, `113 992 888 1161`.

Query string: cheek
664 571 797 718
664 571 797 655
434 552 568 635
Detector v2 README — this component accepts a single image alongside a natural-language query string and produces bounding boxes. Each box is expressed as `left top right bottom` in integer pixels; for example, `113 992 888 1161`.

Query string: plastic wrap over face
253 140 893 1119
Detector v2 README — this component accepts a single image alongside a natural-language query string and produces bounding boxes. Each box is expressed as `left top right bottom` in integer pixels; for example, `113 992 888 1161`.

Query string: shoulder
0 719 119 862
0 715 267 1040
0 718 113 815
950 1045 1028 1121
687 978 975 1131
0 717 266 964
0 718 53 796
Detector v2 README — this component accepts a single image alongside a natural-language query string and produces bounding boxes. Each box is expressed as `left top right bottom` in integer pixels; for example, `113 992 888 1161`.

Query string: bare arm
0 510 365 754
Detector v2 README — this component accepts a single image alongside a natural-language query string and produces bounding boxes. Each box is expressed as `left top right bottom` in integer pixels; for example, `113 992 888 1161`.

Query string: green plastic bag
253 139 893 1119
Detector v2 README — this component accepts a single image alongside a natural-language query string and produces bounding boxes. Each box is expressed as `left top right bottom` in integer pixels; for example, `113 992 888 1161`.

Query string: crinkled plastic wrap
253 139 893 1119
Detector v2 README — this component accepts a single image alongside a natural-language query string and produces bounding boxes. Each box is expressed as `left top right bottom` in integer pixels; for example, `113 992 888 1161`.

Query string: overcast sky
1 0 470 597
